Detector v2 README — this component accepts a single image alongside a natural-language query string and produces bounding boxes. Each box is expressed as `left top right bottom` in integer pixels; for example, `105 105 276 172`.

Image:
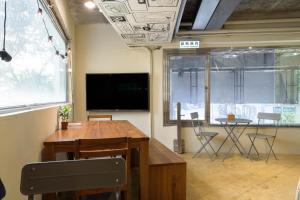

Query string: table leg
225 126 244 155
139 140 149 200
223 123 249 161
216 134 230 156
233 124 249 154
216 123 242 156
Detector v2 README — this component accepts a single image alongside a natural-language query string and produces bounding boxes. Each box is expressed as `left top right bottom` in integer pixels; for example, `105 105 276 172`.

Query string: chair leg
206 137 216 154
75 192 81 200
216 134 229 156
193 141 208 158
203 136 217 160
115 190 121 200
203 137 216 161
247 136 259 159
265 138 278 163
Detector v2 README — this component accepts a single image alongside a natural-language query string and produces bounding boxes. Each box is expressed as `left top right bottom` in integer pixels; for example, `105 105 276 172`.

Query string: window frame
0 0 69 114
163 49 211 127
163 48 300 127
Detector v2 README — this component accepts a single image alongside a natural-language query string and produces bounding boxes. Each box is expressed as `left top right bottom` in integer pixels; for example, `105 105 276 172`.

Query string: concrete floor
181 154 300 200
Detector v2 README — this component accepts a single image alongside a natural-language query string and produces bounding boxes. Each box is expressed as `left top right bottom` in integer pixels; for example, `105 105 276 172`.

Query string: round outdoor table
215 118 252 161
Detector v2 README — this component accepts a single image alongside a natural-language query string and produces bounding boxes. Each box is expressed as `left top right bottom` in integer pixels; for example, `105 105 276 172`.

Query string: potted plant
58 105 72 130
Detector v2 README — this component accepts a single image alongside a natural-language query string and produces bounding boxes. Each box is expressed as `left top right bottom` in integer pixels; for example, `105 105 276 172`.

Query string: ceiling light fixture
37 7 43 16
0 1 12 62
84 1 96 9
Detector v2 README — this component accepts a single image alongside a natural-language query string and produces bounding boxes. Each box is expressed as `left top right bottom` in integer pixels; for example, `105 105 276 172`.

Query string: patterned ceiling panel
95 0 183 45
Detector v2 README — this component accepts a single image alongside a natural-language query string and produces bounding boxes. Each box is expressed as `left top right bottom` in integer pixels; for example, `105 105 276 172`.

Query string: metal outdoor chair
247 112 281 162
190 112 218 160
20 158 125 200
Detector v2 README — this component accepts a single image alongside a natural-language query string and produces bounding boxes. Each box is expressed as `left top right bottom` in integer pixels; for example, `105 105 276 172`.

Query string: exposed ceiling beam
192 0 242 31
205 0 243 30
192 0 220 30
175 0 187 33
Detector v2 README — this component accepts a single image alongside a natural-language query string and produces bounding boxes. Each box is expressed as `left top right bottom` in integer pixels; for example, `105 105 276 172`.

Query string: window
0 0 67 111
164 50 207 125
164 48 300 126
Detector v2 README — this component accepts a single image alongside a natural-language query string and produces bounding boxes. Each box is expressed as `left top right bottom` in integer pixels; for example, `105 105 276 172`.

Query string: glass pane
210 48 300 125
169 55 206 120
0 0 67 109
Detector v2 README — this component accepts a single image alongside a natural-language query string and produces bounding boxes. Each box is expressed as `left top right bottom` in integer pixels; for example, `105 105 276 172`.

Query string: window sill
0 102 71 118
164 120 300 128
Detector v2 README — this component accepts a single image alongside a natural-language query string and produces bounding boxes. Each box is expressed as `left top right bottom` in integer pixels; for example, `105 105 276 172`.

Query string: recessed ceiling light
84 1 96 9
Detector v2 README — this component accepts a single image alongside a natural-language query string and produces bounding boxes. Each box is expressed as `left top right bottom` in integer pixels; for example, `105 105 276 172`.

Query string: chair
20 158 126 200
74 137 131 200
295 178 300 200
0 179 5 199
190 112 218 160
247 112 281 162
87 114 112 121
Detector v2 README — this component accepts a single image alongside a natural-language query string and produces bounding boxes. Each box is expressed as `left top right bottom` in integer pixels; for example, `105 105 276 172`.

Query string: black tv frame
85 73 150 112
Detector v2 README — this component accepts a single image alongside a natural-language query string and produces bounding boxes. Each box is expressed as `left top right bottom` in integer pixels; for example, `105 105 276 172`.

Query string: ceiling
67 0 108 24
67 0 300 45
94 0 183 46
179 0 300 31
229 0 300 21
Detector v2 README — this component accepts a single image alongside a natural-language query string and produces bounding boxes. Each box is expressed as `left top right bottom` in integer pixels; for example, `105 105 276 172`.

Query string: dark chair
0 179 5 199
74 137 131 200
87 114 112 121
20 158 125 200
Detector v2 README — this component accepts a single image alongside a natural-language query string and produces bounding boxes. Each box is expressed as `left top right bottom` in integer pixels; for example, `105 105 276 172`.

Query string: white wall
0 1 75 199
0 108 58 200
74 23 300 155
74 24 151 135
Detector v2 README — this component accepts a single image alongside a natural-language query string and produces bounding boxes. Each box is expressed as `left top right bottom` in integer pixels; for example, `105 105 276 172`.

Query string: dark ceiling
179 0 300 31
181 0 202 23
229 0 300 20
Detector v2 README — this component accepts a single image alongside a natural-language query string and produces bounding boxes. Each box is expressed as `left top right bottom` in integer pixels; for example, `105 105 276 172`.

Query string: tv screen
86 73 149 111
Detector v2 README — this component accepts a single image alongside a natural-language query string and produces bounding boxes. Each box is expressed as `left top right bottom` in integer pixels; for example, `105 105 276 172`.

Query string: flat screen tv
86 73 149 111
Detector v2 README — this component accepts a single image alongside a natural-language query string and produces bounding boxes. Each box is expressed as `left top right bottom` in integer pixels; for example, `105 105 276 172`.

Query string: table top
215 118 252 124
149 139 186 166
44 120 149 144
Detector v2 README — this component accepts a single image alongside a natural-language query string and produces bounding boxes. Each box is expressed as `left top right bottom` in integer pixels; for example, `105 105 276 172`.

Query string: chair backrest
0 179 5 199
20 158 125 198
190 112 203 134
256 112 281 136
87 115 112 121
75 137 129 159
295 179 300 200
257 112 281 121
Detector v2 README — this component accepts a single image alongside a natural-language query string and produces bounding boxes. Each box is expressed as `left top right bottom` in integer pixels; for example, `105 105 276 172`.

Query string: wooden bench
149 139 186 200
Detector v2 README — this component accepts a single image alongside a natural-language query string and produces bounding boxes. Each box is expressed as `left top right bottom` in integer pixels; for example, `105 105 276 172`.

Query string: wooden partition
149 139 186 200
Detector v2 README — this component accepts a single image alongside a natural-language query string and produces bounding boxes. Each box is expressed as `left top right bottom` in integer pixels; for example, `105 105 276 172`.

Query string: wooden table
42 120 149 200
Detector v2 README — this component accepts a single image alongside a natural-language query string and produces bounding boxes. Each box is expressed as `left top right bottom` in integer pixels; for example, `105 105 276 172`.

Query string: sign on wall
179 41 200 48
